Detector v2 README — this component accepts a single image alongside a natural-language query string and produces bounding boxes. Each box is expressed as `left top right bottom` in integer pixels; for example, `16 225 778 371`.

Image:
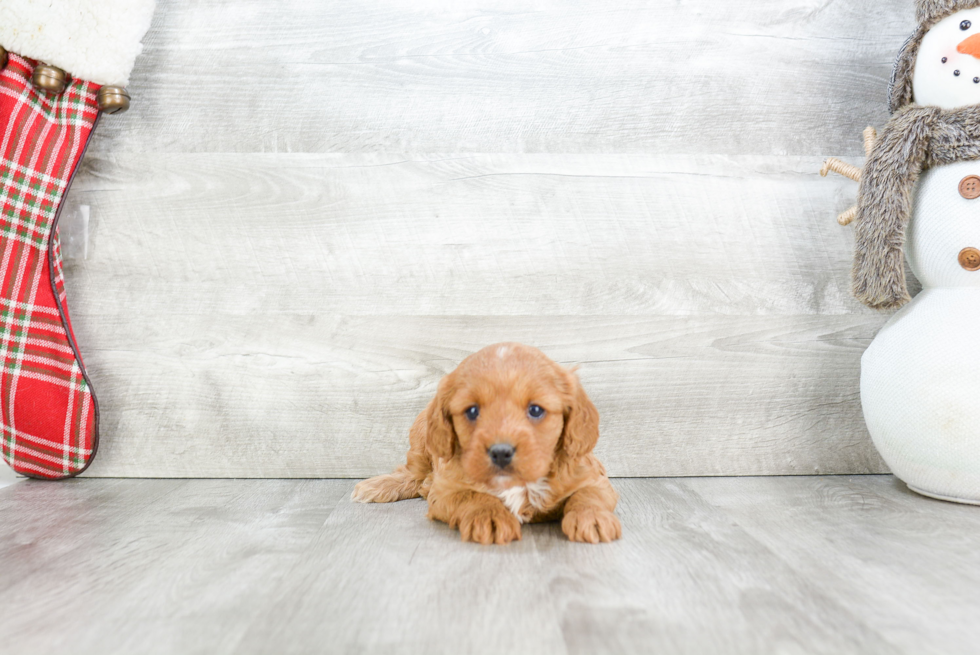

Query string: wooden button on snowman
826 0 980 504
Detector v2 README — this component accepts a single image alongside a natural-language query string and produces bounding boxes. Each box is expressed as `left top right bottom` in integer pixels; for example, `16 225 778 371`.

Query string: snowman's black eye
943 57 949 63
962 20 972 30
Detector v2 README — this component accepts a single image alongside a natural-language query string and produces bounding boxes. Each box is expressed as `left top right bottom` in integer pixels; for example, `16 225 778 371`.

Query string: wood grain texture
66 154 878 317
0 479 349 654
2 477 978 654
77 313 888 478
90 0 913 156
65 152 891 476
57 0 917 477
689 476 980 654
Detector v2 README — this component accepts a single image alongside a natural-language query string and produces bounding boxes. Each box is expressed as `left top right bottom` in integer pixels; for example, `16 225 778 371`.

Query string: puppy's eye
527 404 545 419
465 405 479 421
963 20 973 30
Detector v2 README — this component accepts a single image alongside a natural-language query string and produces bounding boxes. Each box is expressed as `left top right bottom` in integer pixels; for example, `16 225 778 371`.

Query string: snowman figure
827 0 980 503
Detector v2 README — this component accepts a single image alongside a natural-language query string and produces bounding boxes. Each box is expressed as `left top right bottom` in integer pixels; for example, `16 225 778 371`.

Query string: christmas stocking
0 1 155 479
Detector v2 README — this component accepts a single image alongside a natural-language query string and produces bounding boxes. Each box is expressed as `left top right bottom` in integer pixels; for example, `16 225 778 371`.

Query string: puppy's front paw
562 509 622 544
458 506 522 545
352 473 418 503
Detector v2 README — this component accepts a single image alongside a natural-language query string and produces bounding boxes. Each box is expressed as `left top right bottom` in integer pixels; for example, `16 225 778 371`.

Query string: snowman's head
890 1 980 111
914 8 980 107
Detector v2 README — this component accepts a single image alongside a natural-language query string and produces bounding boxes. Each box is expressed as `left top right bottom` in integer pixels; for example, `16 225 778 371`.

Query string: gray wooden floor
1 476 978 654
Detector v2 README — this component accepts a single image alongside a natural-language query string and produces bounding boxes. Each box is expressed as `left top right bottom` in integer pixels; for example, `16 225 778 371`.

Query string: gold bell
0 46 7 69
97 86 130 114
33 64 66 94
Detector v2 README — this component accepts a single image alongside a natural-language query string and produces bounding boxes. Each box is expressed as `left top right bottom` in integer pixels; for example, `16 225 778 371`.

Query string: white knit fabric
907 161 980 287
0 0 156 86
863 161 980 503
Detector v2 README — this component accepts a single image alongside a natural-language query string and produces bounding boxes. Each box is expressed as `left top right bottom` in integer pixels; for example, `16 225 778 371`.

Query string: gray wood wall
61 0 917 478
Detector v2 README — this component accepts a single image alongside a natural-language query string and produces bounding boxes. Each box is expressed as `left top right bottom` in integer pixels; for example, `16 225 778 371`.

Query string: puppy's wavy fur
352 343 620 545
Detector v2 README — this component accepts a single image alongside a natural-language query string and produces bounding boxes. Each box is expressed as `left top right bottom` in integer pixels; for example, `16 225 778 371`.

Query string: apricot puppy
352 343 621 545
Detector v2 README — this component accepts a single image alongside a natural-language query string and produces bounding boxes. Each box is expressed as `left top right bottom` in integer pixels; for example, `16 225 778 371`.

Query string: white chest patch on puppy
496 486 527 520
493 478 551 523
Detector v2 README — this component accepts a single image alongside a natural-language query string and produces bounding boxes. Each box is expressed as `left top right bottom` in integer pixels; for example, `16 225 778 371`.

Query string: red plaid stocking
0 54 100 479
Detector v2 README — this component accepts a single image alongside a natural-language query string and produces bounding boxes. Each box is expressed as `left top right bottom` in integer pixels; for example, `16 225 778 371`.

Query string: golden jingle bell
32 64 66 94
97 86 130 114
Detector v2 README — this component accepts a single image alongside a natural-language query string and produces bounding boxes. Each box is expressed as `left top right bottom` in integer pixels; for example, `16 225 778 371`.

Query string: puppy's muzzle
488 443 515 469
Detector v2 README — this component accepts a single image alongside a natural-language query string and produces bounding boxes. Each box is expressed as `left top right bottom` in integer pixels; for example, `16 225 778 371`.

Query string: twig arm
820 158 862 182
863 126 877 157
837 205 857 226
820 126 877 226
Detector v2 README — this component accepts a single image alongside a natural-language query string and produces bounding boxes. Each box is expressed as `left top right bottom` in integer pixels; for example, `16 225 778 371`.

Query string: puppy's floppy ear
425 374 457 460
559 369 600 459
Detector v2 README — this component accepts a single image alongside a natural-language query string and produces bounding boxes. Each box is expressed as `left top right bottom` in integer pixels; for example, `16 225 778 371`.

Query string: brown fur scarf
854 103 980 309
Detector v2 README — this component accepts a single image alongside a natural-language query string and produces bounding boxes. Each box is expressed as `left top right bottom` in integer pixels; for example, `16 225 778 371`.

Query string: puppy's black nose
488 443 515 469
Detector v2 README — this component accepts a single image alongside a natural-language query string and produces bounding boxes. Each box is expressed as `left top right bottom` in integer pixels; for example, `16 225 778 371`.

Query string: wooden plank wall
62 0 917 477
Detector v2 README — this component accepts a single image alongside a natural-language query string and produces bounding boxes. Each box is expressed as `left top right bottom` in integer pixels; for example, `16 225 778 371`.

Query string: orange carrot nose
957 33 980 58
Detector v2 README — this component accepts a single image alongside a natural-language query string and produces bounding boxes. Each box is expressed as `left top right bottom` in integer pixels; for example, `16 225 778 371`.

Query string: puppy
352 343 621 545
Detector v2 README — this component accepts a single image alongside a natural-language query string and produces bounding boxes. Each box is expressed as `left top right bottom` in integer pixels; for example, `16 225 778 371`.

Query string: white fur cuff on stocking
0 0 157 86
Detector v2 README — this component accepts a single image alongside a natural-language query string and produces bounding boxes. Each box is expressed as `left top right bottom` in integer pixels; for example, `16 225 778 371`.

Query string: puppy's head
425 343 599 487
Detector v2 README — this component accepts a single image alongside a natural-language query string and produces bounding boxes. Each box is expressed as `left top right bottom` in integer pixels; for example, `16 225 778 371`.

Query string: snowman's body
862 160 980 503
